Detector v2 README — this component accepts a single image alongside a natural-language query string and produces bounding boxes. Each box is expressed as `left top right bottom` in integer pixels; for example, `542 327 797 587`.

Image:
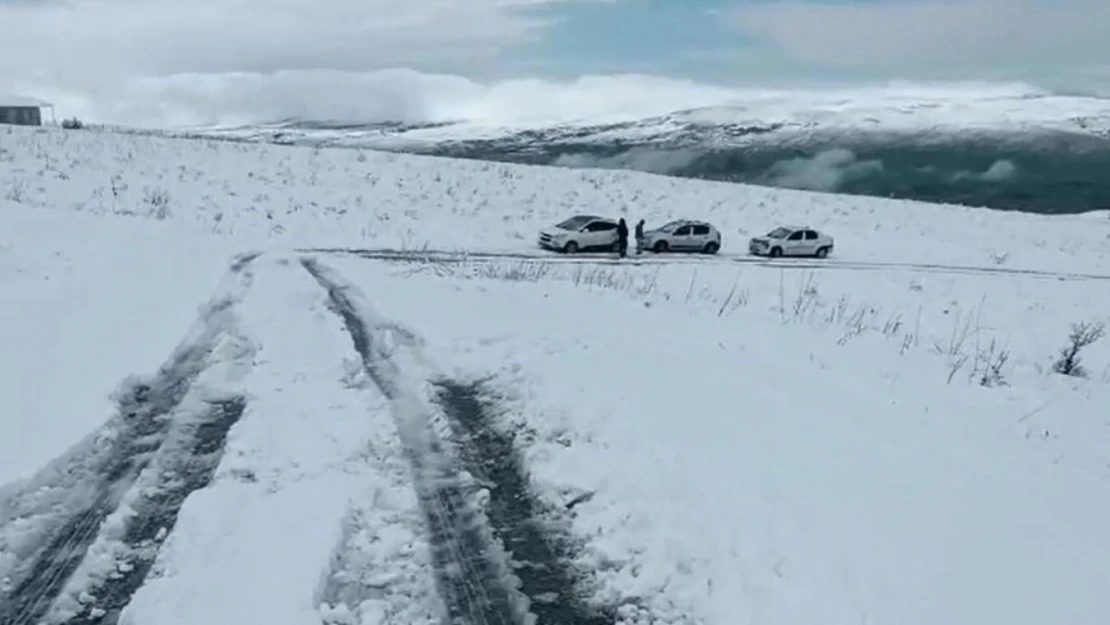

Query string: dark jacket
617 220 628 239
635 221 644 239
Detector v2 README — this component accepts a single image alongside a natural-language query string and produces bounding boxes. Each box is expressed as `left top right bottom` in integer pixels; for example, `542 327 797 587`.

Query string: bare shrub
716 271 748 317
394 257 661 301
4 179 26 203
932 308 976 357
143 186 171 219
471 260 553 283
972 338 1011 387
1052 320 1105 377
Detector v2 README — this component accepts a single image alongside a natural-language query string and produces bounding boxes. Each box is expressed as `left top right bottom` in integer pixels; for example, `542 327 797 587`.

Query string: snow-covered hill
148 83 1110 148
4 125 1109 271
114 85 1110 215
2 125 1110 625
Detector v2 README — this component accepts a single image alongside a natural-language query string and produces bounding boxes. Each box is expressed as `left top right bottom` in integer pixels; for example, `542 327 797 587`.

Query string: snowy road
0 254 620 625
302 247 1110 282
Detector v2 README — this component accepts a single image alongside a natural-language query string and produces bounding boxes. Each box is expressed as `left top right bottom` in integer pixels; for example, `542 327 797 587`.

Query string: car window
692 225 710 235
804 230 817 240
674 226 693 235
556 216 591 230
787 231 804 241
766 227 791 238
587 221 617 232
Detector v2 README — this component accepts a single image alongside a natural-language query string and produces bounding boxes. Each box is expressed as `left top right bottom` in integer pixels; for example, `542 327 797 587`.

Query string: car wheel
815 246 829 258
703 241 720 255
653 240 669 253
769 246 782 258
563 241 579 254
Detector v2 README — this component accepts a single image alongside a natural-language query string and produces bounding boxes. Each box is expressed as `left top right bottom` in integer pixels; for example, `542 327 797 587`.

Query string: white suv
538 215 620 253
748 226 835 258
641 219 722 254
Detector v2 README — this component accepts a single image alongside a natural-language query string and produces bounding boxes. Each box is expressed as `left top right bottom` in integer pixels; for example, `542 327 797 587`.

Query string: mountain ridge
106 96 1110 215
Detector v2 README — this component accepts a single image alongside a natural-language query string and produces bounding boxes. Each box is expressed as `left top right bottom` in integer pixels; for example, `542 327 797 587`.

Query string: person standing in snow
634 219 645 254
616 218 629 258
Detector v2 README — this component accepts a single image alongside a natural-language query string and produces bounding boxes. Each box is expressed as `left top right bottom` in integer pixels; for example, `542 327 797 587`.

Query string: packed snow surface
2 124 1109 625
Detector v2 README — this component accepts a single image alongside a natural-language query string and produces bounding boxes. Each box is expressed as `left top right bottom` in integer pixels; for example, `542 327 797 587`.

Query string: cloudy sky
0 0 1107 124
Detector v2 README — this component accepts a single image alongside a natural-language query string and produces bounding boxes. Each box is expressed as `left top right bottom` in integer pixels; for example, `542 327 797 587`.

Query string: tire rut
433 381 615 625
58 396 247 625
302 258 524 625
0 257 256 625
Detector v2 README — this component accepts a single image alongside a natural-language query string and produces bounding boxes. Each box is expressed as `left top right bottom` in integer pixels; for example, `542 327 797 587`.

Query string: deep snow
2 124 1109 624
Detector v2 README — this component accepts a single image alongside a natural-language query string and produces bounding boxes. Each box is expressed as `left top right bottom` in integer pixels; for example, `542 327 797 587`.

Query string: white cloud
724 0 1110 78
0 0 604 85
12 70 744 126
3 0 1107 128
13 67 1106 130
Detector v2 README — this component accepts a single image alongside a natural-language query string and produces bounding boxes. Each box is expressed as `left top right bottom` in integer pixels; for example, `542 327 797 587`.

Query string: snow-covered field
3 124 1109 271
2 124 1110 625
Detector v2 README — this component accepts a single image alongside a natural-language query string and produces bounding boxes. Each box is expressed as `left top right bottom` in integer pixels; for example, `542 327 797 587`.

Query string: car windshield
658 220 685 231
766 227 791 238
556 216 592 230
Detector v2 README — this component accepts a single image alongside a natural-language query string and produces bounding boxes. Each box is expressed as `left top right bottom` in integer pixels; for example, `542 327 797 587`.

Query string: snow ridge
0 253 259 625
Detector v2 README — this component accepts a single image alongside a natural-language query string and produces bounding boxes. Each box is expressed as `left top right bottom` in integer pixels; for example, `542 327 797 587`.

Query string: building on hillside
0 96 54 126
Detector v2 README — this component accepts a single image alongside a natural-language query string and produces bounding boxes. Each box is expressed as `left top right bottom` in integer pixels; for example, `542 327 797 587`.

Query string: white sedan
640 219 722 254
748 226 835 258
537 215 620 253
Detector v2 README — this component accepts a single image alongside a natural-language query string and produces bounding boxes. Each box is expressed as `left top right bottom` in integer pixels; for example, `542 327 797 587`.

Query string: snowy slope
2 125 1109 272
106 83 1110 216
2 125 1110 625
142 83 1110 147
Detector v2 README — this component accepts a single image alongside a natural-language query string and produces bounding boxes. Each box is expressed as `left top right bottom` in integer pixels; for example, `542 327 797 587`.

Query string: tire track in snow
303 258 621 625
301 258 526 625
433 381 615 625
302 247 1110 282
0 252 259 625
57 396 248 625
